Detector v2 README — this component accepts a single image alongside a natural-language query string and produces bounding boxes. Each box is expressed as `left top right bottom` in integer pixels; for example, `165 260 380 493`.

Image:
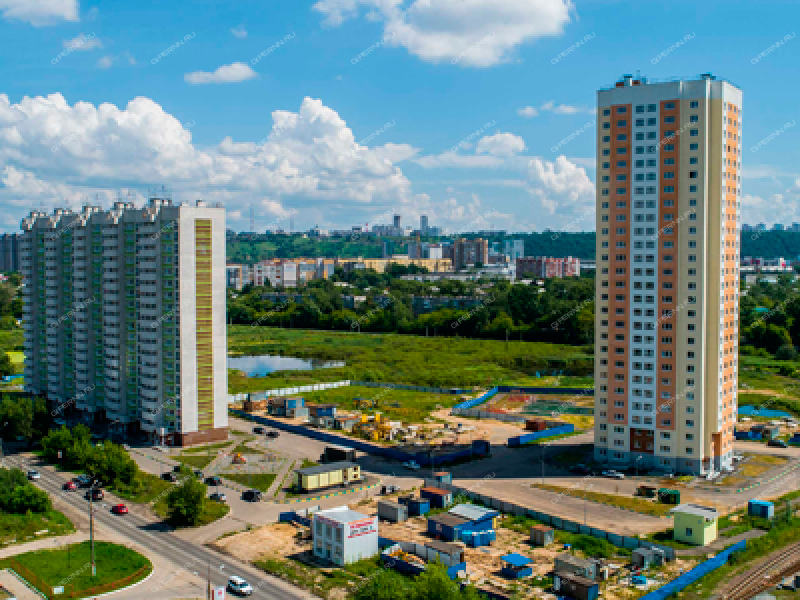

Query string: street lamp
635 455 643 478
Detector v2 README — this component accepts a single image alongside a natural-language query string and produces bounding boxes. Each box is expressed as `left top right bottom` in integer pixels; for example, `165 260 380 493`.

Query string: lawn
255 555 380 599
152 492 230 527
0 510 74 548
222 472 277 492
502 514 631 559
227 326 593 390
180 440 234 454
529 483 674 517
0 541 151 597
110 471 174 505
176 453 216 469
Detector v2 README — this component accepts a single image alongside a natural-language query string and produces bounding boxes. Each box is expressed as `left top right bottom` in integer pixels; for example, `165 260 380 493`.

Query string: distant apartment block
503 239 525 261
408 242 443 260
593 73 741 474
516 256 580 278
453 238 489 270
21 197 228 446
0 233 21 273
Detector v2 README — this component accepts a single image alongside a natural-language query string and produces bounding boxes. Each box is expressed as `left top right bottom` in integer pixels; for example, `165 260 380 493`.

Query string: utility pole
89 481 96 576
207 563 211 599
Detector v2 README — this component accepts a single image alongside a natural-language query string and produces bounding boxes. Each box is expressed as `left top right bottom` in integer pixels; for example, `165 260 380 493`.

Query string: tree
351 568 410 600
410 562 483 600
9 483 51 513
165 477 207 526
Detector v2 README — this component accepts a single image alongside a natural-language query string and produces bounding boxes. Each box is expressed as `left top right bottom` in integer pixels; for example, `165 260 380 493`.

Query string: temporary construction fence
452 387 499 413
639 540 746 599
228 380 351 404
229 409 490 467
421 478 676 561
353 381 472 395
507 424 575 446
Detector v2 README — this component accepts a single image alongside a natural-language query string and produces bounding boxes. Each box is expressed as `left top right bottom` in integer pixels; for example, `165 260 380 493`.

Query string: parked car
210 492 227 503
768 439 788 448
172 465 183 473
162 472 178 482
242 489 262 502
63 481 77 491
86 489 104 501
253 427 265 434
205 476 222 486
403 461 420 470
602 469 625 479
193 469 204 478
266 430 280 438
227 575 253 596
26 470 41 481
75 475 92 487
111 504 128 515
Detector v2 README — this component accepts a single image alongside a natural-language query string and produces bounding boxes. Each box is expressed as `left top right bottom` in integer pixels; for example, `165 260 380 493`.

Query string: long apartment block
21 197 228 446
593 74 741 474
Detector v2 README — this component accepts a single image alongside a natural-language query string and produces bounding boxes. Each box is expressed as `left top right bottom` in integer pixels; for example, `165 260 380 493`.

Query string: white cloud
540 100 594 115
527 155 595 216
313 0 572 67
231 24 247 38
96 55 113 69
184 62 257 85
0 93 415 229
741 193 798 226
0 0 78 25
517 106 538 118
63 33 102 51
475 132 525 157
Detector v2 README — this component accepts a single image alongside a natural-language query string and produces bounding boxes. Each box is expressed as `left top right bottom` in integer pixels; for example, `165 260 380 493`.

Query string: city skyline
0 1 797 234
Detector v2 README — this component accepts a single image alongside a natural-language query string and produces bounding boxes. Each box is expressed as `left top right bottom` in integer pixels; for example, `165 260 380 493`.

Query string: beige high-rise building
593 74 741 474
21 195 228 446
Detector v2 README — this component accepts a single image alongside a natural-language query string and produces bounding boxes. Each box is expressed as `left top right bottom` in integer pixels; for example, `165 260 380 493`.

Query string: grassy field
222 473 277 492
502 514 631 558
228 326 593 390
529 483 674 517
1 541 151 597
0 510 74 548
175 453 216 469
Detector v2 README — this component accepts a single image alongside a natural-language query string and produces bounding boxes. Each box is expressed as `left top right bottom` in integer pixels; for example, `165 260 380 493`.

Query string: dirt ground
211 522 312 563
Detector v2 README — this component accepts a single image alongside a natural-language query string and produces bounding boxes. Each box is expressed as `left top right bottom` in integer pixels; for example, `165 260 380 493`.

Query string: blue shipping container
748 500 774 519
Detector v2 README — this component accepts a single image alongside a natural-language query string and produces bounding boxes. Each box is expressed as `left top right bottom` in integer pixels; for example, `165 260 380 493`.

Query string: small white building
312 507 379 566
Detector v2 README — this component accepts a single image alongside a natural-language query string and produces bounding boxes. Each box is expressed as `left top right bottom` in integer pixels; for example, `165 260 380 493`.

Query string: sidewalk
270 458 297 499
0 532 88 560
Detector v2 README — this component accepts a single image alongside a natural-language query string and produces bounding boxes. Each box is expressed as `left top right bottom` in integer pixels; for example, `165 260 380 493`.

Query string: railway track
722 541 800 599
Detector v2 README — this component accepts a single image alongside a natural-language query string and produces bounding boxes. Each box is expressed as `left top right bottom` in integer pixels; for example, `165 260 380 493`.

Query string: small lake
228 354 345 377
738 405 793 419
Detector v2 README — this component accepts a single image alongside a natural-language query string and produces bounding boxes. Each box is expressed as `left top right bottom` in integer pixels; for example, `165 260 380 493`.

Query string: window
603 122 611 129
690 115 699 123
664 102 675 109
690 129 698 136
664 116 675 123
635 105 644 113
603 109 611 116
603 136 611 143
690 143 698 150
617 106 627 113
647 104 657 112
663 186 675 193
689 171 698 179
617 119 627 127
617 134 627 141
689 157 698 164
635 119 645 127
690 101 698 108
685 528 693 537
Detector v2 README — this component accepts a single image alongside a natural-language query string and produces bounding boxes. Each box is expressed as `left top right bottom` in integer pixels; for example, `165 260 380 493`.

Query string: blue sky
0 0 797 234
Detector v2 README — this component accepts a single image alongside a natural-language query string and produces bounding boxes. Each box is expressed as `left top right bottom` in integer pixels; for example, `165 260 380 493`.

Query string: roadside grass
301 459 318 468
152 493 229 527
230 439 265 455
175 453 216 470
0 510 74 548
520 431 586 445
529 483 674 517
111 471 174 505
253 558 364 598
180 441 234 454
745 453 788 465
643 529 701 549
738 463 774 477
0 541 151 596
228 326 593 390
222 473 277 492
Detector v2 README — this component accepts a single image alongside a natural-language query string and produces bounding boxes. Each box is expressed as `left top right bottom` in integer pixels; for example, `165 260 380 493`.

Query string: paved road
4 453 312 600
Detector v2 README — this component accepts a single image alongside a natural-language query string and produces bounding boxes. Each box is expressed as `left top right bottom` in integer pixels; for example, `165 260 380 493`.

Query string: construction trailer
657 488 681 505
293 461 362 492
333 415 360 432
321 444 357 463
554 554 596 580
398 495 430 516
500 553 533 579
748 499 775 519
427 513 470 542
268 396 306 417
636 485 658 498
432 471 452 485
308 404 337 427
420 486 452 509
632 547 666 569
381 542 465 580
312 507 378 566
530 524 555 547
448 504 500 530
553 571 599 600
377 500 408 523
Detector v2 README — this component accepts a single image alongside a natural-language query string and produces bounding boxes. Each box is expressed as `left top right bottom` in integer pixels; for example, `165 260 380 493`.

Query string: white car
26 470 41 481
602 470 625 480
227 576 253 596
403 461 420 470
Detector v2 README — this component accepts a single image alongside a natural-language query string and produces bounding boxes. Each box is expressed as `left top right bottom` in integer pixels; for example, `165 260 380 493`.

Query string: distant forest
227 230 800 263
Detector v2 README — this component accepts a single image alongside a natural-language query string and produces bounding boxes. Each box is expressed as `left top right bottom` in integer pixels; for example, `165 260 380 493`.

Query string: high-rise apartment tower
593 74 741 474
21 196 228 446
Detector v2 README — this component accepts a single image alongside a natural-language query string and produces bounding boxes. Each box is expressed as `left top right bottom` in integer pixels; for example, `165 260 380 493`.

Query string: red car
63 481 77 491
111 504 128 515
